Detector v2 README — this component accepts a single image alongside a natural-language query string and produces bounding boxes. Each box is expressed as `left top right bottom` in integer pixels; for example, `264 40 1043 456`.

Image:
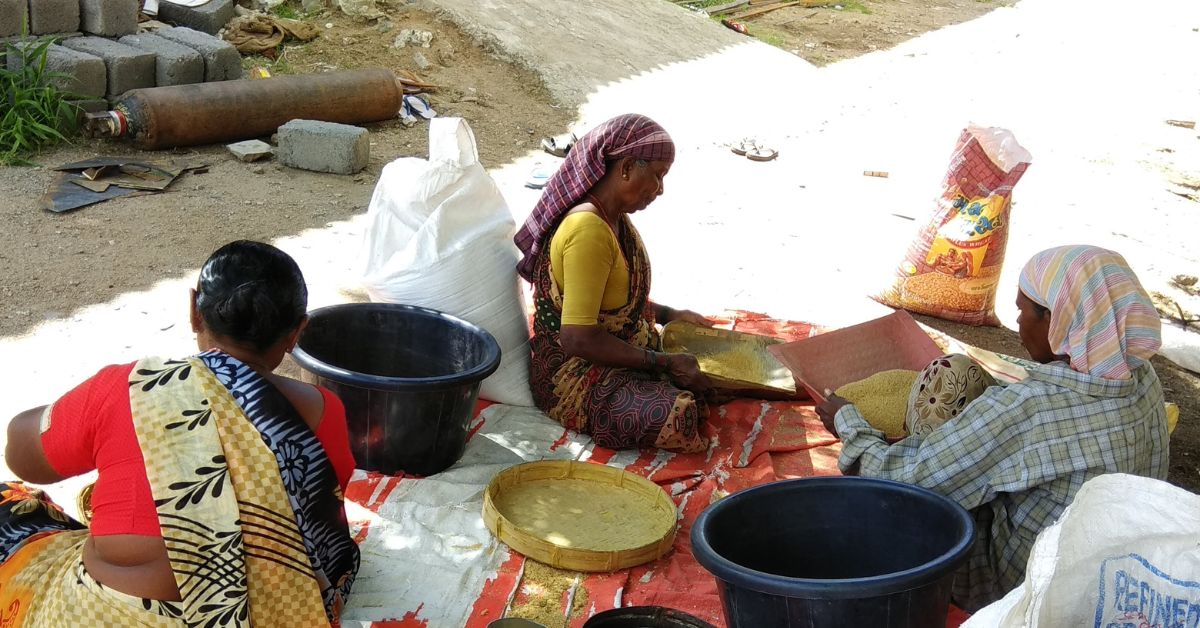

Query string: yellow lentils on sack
835 370 919 439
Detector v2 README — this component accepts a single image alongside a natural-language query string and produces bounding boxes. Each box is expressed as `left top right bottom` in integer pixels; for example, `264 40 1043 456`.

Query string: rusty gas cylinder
84 68 403 150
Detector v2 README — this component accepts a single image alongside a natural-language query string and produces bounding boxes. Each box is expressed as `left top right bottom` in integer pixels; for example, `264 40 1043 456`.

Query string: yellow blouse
549 212 630 326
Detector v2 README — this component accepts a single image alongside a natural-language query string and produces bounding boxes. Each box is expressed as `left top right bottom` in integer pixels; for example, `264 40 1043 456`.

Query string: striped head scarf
1018 245 1161 380
515 114 675 281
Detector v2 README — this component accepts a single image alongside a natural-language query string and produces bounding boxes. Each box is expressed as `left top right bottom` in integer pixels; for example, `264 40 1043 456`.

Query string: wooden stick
706 0 750 14
728 0 804 20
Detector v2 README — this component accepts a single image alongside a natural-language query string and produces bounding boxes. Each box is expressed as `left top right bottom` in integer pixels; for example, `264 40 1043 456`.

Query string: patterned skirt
0 484 183 626
530 330 707 454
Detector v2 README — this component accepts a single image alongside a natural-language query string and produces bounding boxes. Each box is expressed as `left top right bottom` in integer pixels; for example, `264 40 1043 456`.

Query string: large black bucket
292 303 501 476
691 477 974 627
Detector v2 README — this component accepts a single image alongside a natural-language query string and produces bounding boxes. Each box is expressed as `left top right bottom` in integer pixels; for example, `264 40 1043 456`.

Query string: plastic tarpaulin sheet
338 313 972 627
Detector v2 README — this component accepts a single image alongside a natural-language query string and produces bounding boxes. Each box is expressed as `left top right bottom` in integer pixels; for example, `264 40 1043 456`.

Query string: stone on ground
277 120 370 175
227 140 274 163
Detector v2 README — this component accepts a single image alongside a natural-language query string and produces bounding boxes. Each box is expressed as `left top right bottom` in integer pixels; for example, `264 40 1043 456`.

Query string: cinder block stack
4 0 242 108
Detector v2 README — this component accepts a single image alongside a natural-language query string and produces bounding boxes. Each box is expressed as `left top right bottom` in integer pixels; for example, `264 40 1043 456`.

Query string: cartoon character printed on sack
1096 554 1200 628
925 178 1004 285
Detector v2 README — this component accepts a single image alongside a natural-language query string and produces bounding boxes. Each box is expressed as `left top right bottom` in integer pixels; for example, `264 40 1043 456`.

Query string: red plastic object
721 19 748 34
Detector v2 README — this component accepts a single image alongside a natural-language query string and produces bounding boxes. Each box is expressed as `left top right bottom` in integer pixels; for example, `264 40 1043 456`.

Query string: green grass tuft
270 0 321 20
270 2 301 19
1 32 79 166
746 25 787 48
840 0 872 14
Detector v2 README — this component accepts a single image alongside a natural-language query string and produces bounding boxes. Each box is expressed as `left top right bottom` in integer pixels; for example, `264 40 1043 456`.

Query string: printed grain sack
875 125 1032 326
963 474 1200 628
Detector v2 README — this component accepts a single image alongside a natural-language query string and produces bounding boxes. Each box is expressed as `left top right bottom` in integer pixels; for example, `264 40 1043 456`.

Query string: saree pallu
529 215 707 453
0 351 359 626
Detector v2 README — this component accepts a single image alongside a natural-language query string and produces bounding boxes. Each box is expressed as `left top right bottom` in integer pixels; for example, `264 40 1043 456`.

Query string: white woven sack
359 118 533 406
964 473 1200 627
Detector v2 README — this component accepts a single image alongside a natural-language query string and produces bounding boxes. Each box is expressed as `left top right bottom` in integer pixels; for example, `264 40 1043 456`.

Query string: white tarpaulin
340 405 595 626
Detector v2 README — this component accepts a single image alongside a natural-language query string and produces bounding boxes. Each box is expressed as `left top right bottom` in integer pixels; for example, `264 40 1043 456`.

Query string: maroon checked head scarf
514 113 676 281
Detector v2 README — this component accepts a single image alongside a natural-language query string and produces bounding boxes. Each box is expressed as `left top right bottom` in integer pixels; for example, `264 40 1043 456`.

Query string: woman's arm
560 325 659 370
12 363 127 486
6 406 67 484
650 302 714 327
827 387 1031 512
560 325 711 393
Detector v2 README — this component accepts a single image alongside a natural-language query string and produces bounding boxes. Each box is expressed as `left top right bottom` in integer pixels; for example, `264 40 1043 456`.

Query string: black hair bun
196 240 308 351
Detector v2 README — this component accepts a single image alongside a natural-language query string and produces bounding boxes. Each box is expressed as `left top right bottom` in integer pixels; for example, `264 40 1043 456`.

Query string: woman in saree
516 114 713 453
1 240 359 626
818 244 1169 611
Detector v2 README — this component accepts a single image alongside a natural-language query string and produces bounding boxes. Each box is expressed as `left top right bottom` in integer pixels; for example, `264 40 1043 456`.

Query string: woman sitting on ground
818 244 1169 612
516 114 713 453
1 240 359 626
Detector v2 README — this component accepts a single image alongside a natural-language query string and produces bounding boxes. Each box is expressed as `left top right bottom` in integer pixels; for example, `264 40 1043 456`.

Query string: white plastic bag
360 118 534 406
1160 323 1200 375
964 473 1200 628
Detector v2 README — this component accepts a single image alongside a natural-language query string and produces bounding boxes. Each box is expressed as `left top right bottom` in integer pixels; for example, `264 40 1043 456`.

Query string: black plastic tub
691 477 974 627
293 303 501 476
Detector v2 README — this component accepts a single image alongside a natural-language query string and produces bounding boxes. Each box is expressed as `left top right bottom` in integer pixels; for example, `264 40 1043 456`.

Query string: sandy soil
0 4 572 340
715 0 1020 66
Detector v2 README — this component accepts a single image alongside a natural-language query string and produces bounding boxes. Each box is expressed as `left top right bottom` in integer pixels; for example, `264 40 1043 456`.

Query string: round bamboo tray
482 460 677 572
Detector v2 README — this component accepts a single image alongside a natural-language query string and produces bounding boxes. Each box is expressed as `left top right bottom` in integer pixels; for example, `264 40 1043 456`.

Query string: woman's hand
653 303 715 327
665 353 713 394
815 393 852 437
670 309 715 327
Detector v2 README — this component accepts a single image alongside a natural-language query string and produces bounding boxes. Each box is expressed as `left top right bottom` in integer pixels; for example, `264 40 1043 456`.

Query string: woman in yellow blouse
514 114 712 453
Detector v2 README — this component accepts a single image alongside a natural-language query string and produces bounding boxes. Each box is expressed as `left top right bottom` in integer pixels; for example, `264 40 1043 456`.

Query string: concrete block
79 0 139 36
67 98 109 113
29 0 79 35
157 0 234 35
119 32 203 86
155 27 241 81
5 42 105 98
278 120 370 175
61 36 155 96
0 0 27 37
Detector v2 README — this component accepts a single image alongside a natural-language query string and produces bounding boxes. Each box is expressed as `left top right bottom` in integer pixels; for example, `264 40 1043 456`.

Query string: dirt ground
1 0 1196 494
0 3 572 340
715 0 1020 66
